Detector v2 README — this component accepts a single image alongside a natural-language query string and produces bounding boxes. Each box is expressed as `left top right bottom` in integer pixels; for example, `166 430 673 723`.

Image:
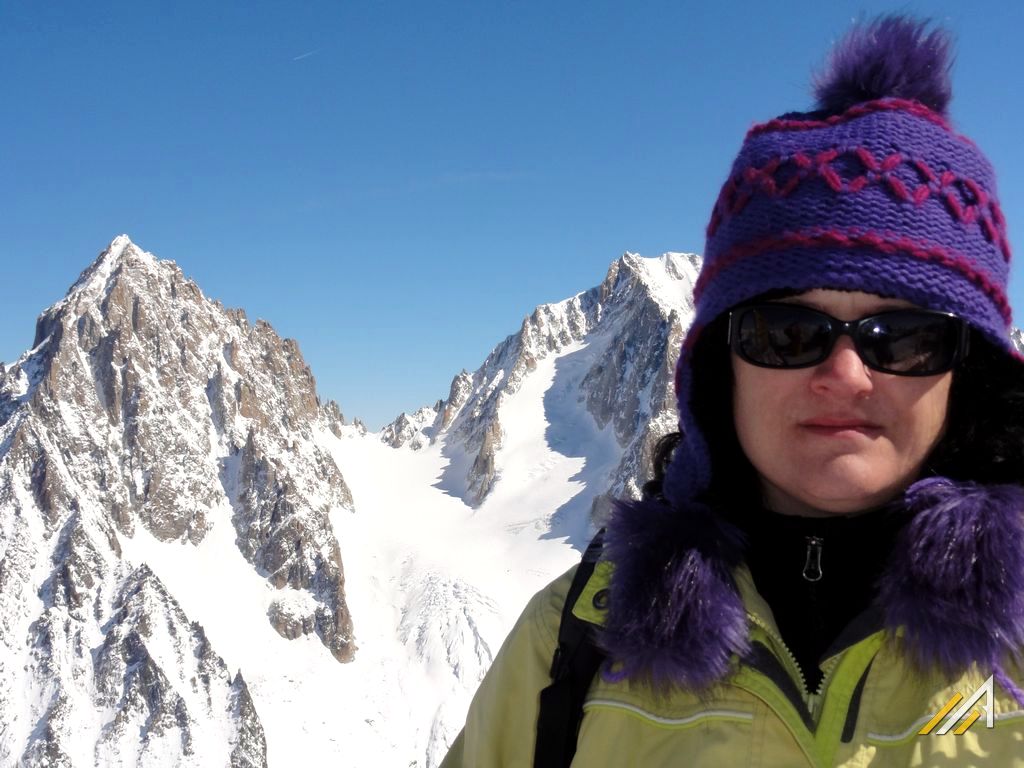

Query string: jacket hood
598 477 1024 691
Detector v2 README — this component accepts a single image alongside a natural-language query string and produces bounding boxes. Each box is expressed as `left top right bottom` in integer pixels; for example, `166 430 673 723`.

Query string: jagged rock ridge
383 252 701 516
0 235 357 764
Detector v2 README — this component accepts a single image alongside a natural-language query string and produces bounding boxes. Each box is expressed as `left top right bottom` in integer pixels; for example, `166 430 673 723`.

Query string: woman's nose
809 336 874 396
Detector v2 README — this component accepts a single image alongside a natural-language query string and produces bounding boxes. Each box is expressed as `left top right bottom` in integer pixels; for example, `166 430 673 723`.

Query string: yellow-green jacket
441 560 1024 767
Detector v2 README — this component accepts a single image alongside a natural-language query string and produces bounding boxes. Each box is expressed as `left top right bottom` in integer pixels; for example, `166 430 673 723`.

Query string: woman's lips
800 418 883 437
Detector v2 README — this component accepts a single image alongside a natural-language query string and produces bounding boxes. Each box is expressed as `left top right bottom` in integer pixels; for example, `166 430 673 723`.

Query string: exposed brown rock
0 235 356 764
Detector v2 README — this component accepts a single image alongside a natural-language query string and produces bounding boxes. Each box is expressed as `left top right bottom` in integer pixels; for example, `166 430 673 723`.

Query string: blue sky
2 1 1022 429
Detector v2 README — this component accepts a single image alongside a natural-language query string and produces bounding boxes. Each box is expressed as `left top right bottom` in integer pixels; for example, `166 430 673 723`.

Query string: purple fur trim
598 495 749 691
600 662 630 685
994 664 1024 710
813 16 953 116
878 478 1024 673
603 477 1024 691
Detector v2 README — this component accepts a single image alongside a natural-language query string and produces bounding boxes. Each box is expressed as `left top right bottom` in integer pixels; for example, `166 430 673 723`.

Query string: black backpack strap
533 528 607 768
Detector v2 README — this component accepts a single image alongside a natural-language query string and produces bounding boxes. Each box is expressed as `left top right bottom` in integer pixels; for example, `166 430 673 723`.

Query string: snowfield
117 338 615 766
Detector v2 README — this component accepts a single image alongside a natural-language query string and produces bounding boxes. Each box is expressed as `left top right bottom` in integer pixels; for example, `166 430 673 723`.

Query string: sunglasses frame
726 303 970 376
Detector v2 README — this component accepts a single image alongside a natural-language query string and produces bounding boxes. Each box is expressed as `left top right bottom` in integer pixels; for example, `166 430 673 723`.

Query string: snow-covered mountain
0 236 697 766
1012 327 1024 352
381 252 699 524
0 237 359 765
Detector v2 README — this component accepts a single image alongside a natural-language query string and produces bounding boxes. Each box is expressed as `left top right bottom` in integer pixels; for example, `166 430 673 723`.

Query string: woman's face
731 289 953 517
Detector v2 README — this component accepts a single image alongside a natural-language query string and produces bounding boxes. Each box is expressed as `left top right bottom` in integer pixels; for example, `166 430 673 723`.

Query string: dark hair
643 315 1024 507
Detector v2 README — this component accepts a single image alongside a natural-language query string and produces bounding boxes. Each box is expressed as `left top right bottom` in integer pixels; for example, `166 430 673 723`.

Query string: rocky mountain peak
67 234 148 288
598 251 701 317
55 236 162 318
0 236 360 763
380 252 700 510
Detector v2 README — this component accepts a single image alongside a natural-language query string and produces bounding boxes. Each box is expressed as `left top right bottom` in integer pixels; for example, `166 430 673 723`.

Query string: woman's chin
763 472 908 516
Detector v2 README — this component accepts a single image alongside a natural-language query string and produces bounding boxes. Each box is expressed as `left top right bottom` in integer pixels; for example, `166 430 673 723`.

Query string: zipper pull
803 536 824 582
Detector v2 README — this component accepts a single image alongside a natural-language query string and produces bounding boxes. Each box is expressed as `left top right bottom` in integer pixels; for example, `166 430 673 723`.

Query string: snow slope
116 340 609 765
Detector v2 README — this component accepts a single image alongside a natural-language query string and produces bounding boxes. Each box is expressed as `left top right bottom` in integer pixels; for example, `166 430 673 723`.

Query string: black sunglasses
728 303 969 376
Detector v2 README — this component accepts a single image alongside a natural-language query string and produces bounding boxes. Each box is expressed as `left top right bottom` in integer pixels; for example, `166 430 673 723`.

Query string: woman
442 16 1024 767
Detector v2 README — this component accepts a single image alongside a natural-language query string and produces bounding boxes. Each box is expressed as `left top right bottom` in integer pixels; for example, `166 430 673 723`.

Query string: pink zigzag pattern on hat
706 149 1011 263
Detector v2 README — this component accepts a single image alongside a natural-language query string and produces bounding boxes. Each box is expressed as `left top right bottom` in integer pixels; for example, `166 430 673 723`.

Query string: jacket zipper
807 654 842 719
803 536 824 582
746 534 826 712
803 534 827 718
747 612 808 698
748 609 851 723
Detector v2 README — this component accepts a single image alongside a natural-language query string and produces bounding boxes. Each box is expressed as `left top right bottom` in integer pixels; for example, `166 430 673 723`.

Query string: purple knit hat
663 16 1016 508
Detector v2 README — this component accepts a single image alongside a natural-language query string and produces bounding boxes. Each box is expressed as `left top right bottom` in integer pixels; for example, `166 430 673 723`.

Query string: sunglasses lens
856 311 961 374
733 305 964 375
735 305 833 367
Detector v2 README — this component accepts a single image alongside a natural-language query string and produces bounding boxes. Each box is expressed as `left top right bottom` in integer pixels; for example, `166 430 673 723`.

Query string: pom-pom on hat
662 15 1015 508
